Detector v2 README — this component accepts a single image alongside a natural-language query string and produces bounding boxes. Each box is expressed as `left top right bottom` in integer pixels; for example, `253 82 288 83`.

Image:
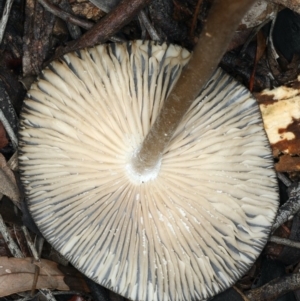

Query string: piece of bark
273 0 300 15
240 0 277 29
23 0 56 76
0 257 90 297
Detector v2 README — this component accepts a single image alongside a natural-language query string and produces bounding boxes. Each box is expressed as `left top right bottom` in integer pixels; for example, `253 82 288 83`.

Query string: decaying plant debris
1 0 300 301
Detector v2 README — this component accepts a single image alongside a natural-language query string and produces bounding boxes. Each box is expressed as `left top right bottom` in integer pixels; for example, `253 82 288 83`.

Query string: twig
35 236 45 257
0 0 14 44
22 226 40 261
58 0 82 39
7 151 18 171
54 0 153 58
139 13 146 40
138 10 161 41
277 172 292 187
190 0 203 37
31 266 40 296
38 0 125 45
272 182 300 232
38 0 94 30
245 272 300 301
268 8 279 60
269 236 300 249
39 289 57 301
14 294 33 301
0 214 23 258
21 226 43 296
0 109 17 150
13 225 25 255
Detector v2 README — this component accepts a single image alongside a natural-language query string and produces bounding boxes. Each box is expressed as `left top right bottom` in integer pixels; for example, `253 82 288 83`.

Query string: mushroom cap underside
19 40 278 301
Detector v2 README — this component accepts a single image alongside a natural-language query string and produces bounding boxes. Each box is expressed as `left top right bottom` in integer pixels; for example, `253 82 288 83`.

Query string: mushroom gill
19 40 278 301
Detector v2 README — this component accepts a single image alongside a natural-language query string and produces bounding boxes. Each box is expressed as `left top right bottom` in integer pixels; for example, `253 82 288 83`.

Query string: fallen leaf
0 257 90 297
0 154 20 204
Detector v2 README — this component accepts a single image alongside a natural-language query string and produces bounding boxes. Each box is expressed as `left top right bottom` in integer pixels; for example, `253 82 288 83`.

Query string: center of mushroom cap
126 152 162 184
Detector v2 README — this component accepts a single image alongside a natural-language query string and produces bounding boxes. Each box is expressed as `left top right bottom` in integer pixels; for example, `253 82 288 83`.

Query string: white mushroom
19 40 278 301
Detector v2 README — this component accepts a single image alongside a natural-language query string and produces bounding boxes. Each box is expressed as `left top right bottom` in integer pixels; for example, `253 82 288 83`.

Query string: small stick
54 0 153 58
138 10 161 42
58 0 82 39
245 272 300 301
277 172 292 187
269 236 300 249
38 0 94 30
21 226 43 296
0 109 17 150
39 289 57 301
268 8 279 62
0 214 23 258
0 0 14 43
22 226 40 261
272 182 300 232
14 294 33 301
132 0 258 174
31 265 40 296
35 236 45 257
190 0 203 37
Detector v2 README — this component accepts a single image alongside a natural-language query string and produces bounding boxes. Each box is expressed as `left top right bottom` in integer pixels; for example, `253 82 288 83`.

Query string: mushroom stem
131 0 257 175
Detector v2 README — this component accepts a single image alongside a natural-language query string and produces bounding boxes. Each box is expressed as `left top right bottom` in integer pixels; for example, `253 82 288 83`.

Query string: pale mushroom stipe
18 40 278 301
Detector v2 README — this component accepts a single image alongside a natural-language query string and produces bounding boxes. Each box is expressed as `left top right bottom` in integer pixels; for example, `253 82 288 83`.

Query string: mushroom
19 40 278 301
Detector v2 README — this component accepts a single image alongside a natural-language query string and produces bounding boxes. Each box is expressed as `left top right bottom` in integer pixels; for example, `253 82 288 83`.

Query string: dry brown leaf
0 153 20 204
0 257 90 297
